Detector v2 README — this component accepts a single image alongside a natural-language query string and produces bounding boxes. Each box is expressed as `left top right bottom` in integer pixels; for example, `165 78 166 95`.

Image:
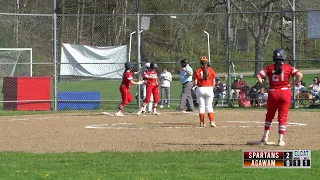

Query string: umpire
177 59 194 111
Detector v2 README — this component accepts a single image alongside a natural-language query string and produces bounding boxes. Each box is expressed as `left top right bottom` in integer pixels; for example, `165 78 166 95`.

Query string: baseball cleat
137 110 143 116
114 111 124 116
260 136 268 145
210 121 216 127
277 140 286 146
159 105 164 108
200 122 206 128
176 108 183 112
152 111 160 115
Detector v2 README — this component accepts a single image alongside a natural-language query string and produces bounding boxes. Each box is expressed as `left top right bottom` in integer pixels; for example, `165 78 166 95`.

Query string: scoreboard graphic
243 150 311 168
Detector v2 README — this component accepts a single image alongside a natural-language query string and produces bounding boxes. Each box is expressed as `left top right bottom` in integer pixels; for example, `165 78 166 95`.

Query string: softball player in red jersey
257 48 303 146
142 63 154 113
115 62 143 116
193 56 216 127
137 63 160 115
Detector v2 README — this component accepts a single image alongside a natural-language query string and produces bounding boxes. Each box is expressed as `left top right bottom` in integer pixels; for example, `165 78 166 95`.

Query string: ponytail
274 59 282 75
200 60 208 80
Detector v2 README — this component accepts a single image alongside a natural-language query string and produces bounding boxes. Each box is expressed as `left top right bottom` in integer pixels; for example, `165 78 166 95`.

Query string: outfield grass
0 151 318 180
57 73 317 101
56 73 318 110
57 80 183 101
0 73 317 112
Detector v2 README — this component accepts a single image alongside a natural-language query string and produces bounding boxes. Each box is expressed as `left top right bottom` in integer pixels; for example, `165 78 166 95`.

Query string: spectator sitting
238 87 251 108
309 77 320 99
294 80 313 107
213 77 226 107
249 80 262 106
230 74 247 100
294 80 307 94
255 87 268 107
249 78 268 106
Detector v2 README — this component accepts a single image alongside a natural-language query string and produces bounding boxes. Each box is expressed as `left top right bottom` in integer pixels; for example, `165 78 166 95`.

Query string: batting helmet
200 56 208 62
273 48 286 61
125 62 133 70
150 63 157 69
144 62 151 68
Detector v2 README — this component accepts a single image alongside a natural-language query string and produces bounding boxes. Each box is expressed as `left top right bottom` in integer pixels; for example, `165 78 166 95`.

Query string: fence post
53 0 58 111
226 0 232 107
136 0 142 109
291 0 296 108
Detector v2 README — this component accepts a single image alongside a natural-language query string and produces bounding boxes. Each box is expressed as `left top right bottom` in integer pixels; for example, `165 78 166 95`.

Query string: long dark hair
274 59 283 75
315 77 320 85
200 60 208 80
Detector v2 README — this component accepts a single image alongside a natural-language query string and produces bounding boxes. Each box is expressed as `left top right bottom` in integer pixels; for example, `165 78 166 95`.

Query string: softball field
0 109 318 153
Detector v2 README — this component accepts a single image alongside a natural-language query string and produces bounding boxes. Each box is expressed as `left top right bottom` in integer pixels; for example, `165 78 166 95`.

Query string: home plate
247 141 277 145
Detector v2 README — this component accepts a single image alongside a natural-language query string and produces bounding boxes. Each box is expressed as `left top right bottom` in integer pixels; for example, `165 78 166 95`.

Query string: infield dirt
0 109 318 153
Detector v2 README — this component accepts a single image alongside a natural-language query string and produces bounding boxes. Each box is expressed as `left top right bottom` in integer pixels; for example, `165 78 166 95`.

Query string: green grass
0 151 318 180
57 80 184 101
57 73 317 101
56 73 317 108
0 73 317 112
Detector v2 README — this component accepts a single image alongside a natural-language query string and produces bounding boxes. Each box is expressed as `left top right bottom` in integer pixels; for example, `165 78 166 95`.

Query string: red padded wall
3 77 51 110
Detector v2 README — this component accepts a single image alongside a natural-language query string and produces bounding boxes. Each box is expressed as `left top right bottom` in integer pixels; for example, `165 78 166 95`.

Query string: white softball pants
143 84 153 112
196 86 214 114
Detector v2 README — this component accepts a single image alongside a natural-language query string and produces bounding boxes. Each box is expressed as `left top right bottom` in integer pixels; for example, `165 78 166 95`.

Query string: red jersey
258 63 298 89
121 71 133 88
194 67 216 87
143 70 158 87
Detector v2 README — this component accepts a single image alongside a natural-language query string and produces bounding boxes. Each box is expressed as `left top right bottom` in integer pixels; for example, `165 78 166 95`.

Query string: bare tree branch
260 2 274 28
268 25 292 41
242 0 259 11
205 0 226 13
261 0 278 10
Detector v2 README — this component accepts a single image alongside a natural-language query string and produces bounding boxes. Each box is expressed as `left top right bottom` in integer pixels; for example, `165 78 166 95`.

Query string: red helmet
200 56 208 62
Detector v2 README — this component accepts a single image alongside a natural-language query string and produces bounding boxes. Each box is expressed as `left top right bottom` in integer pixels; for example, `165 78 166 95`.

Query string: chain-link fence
0 1 319 111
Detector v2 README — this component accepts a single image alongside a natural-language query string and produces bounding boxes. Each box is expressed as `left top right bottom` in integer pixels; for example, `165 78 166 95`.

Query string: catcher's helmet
200 56 208 62
273 48 286 61
150 63 157 69
125 62 133 69
181 59 189 64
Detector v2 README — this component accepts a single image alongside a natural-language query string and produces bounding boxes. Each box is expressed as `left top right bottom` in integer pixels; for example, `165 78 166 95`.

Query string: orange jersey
194 67 216 87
